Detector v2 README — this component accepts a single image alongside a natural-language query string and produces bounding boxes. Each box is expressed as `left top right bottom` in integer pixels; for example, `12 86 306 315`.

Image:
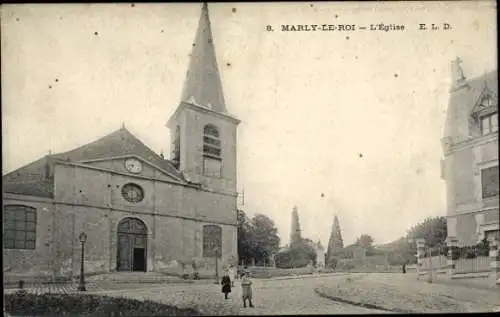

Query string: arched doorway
117 218 147 272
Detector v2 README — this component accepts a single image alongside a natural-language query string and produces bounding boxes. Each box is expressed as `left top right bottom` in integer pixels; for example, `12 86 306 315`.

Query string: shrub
326 258 338 269
477 238 490 257
5 292 200 317
365 247 384 256
274 247 310 269
191 272 200 280
339 262 356 270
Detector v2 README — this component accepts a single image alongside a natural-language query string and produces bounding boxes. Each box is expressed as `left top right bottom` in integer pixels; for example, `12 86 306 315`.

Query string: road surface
87 274 389 315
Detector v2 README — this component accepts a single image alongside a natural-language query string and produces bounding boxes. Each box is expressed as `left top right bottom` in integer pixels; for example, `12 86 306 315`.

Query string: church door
117 218 147 272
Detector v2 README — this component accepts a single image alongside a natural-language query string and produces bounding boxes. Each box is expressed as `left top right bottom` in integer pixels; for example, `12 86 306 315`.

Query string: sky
2 2 497 247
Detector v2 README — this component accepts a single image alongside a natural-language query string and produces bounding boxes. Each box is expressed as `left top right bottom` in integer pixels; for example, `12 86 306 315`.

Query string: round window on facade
121 183 144 203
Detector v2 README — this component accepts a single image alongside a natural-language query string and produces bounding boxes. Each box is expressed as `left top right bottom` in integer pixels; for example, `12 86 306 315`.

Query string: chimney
450 57 469 92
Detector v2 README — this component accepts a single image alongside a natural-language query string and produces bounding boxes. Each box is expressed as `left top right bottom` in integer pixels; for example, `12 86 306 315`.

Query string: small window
481 112 498 136
481 166 499 199
203 225 222 258
121 183 144 203
3 205 37 250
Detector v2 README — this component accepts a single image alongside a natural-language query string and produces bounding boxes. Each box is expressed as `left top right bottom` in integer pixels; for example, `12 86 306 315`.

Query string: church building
3 3 240 279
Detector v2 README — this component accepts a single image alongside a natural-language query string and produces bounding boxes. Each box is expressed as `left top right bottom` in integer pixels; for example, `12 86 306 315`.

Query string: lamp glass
79 232 87 243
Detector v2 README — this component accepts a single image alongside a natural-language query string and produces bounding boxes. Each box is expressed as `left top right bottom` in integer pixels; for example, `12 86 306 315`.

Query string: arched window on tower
203 124 222 177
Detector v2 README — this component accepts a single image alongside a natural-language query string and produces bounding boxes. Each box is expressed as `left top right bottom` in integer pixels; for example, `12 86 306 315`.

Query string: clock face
125 158 143 174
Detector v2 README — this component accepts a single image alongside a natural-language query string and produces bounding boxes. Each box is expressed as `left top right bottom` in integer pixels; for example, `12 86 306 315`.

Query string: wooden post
214 247 220 284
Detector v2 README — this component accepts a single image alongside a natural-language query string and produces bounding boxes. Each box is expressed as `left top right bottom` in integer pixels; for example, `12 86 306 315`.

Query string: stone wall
444 136 498 244
3 195 54 277
3 158 238 279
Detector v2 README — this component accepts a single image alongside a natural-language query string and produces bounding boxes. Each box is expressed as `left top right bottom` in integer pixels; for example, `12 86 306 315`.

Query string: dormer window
480 112 498 136
470 81 498 137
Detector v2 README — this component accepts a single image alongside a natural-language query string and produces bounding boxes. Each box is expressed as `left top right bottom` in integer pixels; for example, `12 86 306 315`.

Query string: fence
420 244 448 271
454 243 490 274
420 241 490 274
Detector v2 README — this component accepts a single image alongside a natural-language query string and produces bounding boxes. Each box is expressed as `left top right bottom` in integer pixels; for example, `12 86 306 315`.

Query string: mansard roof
443 69 498 142
3 126 185 198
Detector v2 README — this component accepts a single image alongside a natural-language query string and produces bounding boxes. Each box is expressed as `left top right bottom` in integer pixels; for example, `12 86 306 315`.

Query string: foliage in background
385 238 418 265
274 237 318 269
237 209 254 265
250 214 281 265
375 216 448 265
237 210 280 266
274 246 310 269
406 216 447 248
355 234 375 249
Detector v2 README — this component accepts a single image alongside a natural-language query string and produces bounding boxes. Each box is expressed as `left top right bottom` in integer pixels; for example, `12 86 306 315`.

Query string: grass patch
315 279 467 313
5 290 200 316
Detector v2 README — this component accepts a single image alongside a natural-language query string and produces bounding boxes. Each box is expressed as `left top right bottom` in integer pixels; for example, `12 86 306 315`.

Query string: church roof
3 126 185 198
2 157 55 198
180 3 227 114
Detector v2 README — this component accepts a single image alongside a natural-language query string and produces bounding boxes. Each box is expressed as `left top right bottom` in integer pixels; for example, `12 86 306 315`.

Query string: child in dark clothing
221 269 232 299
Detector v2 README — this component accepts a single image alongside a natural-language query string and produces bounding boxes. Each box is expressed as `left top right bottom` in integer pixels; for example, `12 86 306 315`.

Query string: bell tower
167 3 240 193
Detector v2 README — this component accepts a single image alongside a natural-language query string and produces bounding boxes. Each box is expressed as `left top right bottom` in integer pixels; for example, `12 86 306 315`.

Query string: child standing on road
240 270 254 308
221 268 232 300
228 264 237 287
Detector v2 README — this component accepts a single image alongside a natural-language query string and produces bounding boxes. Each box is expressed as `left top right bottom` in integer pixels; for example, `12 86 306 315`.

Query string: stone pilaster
489 238 500 287
446 237 458 278
415 238 426 279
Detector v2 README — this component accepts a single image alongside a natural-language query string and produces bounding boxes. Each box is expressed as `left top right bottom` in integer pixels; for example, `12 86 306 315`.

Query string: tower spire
181 2 227 113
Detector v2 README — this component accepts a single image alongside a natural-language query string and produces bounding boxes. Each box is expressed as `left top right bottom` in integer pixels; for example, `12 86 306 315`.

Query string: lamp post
78 232 87 291
214 247 220 284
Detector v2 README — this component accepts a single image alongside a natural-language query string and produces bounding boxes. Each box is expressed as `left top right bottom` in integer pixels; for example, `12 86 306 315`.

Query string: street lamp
214 247 220 284
78 232 87 291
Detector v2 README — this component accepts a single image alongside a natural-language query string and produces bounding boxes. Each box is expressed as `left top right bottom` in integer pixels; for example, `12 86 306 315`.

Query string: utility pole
214 247 220 284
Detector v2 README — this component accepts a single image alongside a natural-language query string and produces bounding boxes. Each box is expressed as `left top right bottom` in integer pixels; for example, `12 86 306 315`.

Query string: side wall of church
3 195 54 280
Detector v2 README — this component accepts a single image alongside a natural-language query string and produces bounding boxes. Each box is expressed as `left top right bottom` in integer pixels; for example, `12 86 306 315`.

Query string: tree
356 234 374 249
326 215 344 268
299 238 318 265
290 206 302 248
406 216 447 248
275 246 311 269
249 214 280 265
385 238 417 265
237 209 254 265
